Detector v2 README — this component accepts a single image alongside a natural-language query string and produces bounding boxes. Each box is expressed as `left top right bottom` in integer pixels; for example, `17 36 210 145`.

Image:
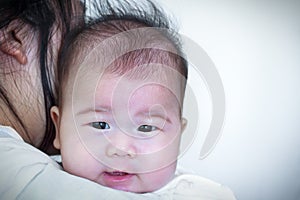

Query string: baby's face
52 72 186 193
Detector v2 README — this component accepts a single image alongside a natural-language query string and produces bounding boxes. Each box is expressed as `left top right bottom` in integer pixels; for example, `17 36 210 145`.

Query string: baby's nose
105 133 137 158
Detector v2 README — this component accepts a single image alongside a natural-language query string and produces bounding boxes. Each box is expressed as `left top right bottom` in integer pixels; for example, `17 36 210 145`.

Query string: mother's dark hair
0 0 84 153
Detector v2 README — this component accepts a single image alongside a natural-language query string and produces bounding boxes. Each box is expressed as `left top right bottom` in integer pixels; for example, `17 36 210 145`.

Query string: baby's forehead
92 72 184 116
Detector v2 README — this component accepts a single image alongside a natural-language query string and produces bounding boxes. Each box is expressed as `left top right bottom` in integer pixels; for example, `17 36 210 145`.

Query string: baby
51 23 186 193
50 1 236 198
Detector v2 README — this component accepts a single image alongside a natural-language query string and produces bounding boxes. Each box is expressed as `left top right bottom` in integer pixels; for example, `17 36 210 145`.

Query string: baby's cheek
61 145 96 177
138 134 178 153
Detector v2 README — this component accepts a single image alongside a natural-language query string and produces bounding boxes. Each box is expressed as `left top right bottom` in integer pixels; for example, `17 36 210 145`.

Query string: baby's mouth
105 171 130 176
103 171 134 183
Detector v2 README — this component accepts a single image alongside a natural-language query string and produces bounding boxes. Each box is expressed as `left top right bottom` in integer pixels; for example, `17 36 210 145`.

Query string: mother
0 0 161 199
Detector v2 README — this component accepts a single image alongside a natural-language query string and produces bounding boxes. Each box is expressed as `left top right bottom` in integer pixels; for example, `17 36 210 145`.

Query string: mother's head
0 0 84 153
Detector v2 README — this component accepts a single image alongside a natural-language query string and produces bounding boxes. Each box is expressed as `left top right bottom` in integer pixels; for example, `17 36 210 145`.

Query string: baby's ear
181 118 187 133
0 25 27 65
50 106 61 150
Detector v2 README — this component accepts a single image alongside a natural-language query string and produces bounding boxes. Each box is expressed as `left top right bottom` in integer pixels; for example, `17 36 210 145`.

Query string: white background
157 0 300 200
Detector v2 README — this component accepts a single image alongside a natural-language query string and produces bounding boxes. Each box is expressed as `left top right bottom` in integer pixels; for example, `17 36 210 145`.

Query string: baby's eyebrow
75 106 111 116
135 111 172 124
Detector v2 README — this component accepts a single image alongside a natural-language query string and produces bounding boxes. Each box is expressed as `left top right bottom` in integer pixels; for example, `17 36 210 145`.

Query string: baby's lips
102 171 135 183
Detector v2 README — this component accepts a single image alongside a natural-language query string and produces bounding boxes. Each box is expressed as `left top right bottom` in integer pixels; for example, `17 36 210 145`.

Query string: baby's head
51 1 188 193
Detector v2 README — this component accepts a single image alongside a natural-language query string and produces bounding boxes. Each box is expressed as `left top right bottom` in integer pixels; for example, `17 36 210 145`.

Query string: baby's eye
91 122 110 129
138 125 158 132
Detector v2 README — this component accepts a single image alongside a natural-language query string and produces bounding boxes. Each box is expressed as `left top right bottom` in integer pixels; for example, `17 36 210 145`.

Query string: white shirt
155 167 236 200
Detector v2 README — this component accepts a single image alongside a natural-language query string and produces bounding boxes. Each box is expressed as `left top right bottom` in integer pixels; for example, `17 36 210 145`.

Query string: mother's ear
0 26 27 65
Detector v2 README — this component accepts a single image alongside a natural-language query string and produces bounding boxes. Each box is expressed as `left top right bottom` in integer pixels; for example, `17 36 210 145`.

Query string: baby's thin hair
57 0 188 106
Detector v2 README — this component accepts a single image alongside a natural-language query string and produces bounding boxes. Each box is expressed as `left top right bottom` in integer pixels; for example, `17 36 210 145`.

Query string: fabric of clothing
0 125 236 200
155 168 236 200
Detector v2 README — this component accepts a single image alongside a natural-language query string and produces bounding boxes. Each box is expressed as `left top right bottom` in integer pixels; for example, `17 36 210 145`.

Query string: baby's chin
116 177 174 193
100 178 169 193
